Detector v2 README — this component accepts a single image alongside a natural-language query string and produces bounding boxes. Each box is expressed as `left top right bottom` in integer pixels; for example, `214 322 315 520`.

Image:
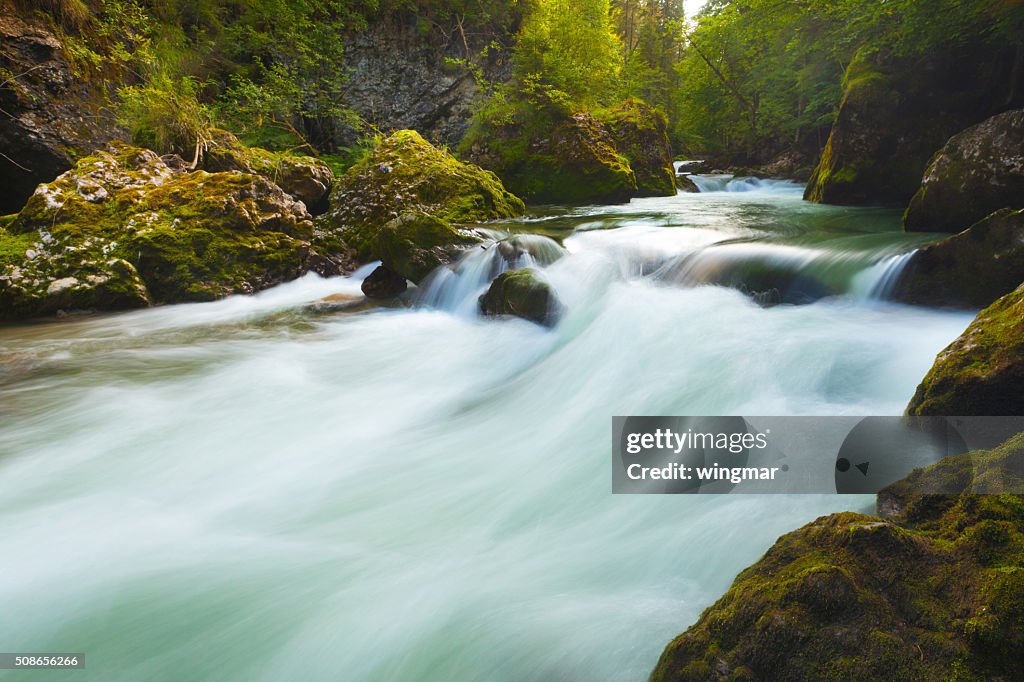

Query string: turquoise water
0 181 974 680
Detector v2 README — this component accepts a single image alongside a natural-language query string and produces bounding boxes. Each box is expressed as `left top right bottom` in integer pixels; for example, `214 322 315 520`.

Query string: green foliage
514 0 623 107
118 72 215 157
672 0 1024 158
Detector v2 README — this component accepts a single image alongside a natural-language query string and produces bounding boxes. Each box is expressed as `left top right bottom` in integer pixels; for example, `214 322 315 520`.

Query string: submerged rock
373 211 482 284
495 234 566 269
0 143 347 320
322 130 524 260
203 129 335 213
893 208 1024 309
652 435 1024 681
907 283 1024 416
805 51 1009 207
479 269 562 327
597 99 676 197
904 109 1024 233
463 109 637 204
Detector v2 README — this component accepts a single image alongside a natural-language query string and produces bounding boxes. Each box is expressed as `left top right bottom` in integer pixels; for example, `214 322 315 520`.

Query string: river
0 177 975 680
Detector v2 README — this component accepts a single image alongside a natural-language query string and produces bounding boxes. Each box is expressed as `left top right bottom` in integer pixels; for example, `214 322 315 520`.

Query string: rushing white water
0 180 973 681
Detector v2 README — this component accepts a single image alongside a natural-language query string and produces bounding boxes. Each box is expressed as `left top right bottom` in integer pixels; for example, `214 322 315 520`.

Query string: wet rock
373 211 482 284
0 143 346 320
907 283 1024 416
904 109 1024 233
306 292 376 314
676 175 700 193
597 99 676 197
360 265 408 299
892 208 1024 309
479 268 562 327
322 130 524 259
203 129 334 213
495 235 566 269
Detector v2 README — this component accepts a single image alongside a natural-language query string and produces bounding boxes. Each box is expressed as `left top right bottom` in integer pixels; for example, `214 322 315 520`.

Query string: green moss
323 130 524 259
595 99 676 198
907 284 1024 416
652 435 1024 681
0 143 330 320
479 268 562 327
372 211 482 284
461 103 638 205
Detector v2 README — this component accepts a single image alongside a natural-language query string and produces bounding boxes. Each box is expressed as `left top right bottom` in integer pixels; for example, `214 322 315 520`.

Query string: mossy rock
372 211 482 283
463 109 637 205
203 129 334 213
677 175 700 193
0 143 346 320
805 50 1005 207
652 435 1024 681
322 130 525 260
892 208 1024 309
479 268 562 327
907 284 1024 416
596 99 676 197
904 109 1024 233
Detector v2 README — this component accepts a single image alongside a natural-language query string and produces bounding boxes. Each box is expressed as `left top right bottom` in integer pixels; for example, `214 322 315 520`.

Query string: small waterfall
689 174 805 194
654 243 877 305
851 251 918 301
416 234 566 315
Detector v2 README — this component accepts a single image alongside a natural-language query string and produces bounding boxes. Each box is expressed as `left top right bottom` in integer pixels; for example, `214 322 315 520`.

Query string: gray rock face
904 109 1024 233
339 23 509 148
0 3 122 214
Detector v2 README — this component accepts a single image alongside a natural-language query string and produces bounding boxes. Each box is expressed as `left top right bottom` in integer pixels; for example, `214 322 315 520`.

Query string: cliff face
336 19 512 148
0 1 122 214
651 437 1024 682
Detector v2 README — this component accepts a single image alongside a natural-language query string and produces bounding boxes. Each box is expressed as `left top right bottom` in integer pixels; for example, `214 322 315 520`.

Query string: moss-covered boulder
907 284 1024 416
596 99 676 197
904 110 1024 233
652 437 1024 682
0 143 345 320
805 51 1006 207
479 268 562 327
463 110 637 204
373 211 482 284
677 175 700 193
203 129 334 213
322 130 524 259
892 208 1024 309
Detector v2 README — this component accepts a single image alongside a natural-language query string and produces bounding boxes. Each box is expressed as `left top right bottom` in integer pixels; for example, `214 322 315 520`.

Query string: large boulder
463 109 638 204
0 2 123 214
597 99 676 197
892 208 1024 309
651 438 1024 681
805 50 1011 207
907 284 1024 416
373 211 482 284
904 110 1024 233
323 130 524 258
0 143 348 320
203 129 334 213
479 269 562 327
